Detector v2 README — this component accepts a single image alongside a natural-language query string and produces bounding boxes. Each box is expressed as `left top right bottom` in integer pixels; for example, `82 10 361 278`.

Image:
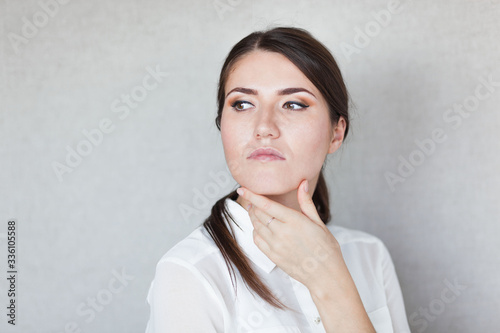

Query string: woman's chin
239 180 293 196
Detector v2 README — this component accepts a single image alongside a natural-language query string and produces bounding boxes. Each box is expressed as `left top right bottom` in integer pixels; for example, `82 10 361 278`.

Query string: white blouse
145 197 411 332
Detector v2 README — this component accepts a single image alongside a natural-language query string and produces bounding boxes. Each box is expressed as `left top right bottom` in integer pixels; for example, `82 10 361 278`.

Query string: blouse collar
224 197 277 274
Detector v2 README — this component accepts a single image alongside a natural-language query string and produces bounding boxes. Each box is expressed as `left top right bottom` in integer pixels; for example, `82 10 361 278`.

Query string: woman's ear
328 116 346 154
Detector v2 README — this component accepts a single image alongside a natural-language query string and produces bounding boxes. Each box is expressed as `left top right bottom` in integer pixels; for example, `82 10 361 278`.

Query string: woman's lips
248 147 285 160
250 155 284 161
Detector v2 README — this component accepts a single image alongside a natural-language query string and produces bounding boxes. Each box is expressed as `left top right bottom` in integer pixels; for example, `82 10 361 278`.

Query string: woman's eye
283 101 309 110
231 101 253 111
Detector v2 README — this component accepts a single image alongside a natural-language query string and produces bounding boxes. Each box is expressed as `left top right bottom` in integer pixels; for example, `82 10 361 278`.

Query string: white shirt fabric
145 197 411 332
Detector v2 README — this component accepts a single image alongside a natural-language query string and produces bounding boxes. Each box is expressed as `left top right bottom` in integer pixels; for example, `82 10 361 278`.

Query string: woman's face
220 50 343 195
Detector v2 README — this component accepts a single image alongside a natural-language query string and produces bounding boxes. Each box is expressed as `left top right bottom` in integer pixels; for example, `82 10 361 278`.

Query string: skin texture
220 50 375 332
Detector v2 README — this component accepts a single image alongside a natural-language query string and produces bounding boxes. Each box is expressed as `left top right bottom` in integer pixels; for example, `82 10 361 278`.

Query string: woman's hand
237 179 376 332
236 179 345 292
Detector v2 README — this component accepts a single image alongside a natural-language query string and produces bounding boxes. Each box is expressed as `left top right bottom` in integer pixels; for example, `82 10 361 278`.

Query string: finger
248 206 274 247
237 187 300 223
297 179 323 226
248 206 272 253
253 205 283 231
252 228 271 256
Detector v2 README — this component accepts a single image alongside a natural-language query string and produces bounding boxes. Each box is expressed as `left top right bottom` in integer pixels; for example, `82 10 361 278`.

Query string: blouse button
314 316 321 324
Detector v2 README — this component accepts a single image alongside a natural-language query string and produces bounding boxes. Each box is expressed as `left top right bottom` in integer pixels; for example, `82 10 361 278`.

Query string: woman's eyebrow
226 87 316 98
277 87 316 98
226 87 257 97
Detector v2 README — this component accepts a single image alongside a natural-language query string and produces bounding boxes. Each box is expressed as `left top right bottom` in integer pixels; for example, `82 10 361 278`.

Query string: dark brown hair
202 26 350 310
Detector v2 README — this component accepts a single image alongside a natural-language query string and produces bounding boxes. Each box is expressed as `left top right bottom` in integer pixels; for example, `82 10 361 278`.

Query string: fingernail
304 180 309 193
237 188 244 196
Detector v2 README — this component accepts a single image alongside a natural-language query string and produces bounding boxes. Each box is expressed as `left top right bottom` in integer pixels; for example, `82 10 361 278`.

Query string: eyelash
230 100 310 111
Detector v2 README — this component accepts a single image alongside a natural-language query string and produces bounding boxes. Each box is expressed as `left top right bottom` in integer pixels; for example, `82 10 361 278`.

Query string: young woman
145 27 410 333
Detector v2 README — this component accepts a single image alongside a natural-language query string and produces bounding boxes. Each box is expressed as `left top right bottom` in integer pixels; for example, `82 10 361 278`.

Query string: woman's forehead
225 50 319 94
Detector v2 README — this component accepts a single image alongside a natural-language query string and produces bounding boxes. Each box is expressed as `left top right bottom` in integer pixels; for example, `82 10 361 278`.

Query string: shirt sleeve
145 258 225 333
379 242 411 333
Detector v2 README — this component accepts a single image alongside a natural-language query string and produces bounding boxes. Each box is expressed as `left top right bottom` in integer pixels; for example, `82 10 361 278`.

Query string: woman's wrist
308 265 354 303
307 265 376 332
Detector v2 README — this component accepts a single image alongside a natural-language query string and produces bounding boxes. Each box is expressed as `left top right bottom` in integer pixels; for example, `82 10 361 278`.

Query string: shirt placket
289 276 326 333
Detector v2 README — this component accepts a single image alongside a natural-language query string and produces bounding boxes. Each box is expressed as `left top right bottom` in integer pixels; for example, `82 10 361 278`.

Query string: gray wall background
1 0 499 332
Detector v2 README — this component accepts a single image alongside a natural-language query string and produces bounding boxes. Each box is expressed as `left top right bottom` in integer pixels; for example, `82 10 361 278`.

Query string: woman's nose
253 105 279 139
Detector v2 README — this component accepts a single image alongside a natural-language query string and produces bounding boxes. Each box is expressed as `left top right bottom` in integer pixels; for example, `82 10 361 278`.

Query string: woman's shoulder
327 224 396 286
148 226 235 305
155 226 221 269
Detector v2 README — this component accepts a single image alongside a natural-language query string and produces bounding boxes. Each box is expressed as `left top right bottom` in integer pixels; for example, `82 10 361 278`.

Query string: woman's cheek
295 131 328 172
227 158 244 179
222 132 246 180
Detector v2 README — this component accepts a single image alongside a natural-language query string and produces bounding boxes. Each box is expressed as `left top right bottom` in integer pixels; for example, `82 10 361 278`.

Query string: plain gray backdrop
1 0 499 332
